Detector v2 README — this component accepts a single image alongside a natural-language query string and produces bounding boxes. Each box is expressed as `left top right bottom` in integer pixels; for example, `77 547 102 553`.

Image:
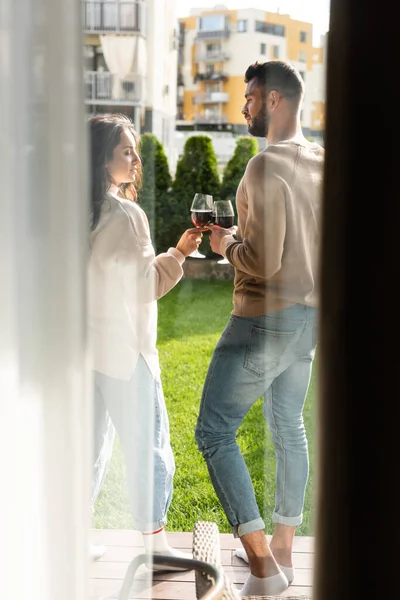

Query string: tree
220 136 258 214
138 133 173 253
171 135 221 257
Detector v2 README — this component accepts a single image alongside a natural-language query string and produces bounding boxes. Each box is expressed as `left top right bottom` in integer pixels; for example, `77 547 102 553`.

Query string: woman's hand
176 227 208 257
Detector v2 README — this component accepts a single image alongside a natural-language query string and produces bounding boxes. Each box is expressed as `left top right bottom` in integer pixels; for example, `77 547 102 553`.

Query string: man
195 60 324 597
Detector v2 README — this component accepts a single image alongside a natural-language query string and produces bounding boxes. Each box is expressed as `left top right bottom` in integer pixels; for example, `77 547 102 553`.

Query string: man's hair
244 60 304 106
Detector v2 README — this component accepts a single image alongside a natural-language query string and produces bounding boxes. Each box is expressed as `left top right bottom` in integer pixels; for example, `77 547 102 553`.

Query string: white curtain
134 35 147 75
0 1 90 599
100 34 136 99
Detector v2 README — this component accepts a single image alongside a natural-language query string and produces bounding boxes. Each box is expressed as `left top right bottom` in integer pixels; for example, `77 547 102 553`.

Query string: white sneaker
90 544 106 560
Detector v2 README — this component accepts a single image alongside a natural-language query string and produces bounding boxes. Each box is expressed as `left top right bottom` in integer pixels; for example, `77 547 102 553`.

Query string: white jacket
88 193 185 380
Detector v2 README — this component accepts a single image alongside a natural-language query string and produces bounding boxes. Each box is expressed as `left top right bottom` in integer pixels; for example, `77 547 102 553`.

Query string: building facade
82 0 178 157
177 6 326 142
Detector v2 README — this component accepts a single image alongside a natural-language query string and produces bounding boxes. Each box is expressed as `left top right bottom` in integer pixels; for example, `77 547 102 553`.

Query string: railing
196 29 231 40
195 114 228 124
82 0 145 34
84 71 143 104
194 92 229 104
194 72 228 83
195 51 230 62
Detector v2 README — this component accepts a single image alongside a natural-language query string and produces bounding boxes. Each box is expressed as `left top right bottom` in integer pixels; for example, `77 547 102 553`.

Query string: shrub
171 135 221 257
220 136 258 214
138 133 174 253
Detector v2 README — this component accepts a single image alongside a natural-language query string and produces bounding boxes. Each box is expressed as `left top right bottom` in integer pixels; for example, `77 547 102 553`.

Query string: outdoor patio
90 529 314 599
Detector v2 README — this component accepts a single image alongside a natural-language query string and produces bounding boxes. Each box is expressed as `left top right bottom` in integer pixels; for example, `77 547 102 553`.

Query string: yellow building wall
311 101 325 131
84 34 99 46
179 15 197 30
312 47 324 64
181 9 239 122
224 76 246 125
191 45 197 78
180 9 320 126
183 90 196 121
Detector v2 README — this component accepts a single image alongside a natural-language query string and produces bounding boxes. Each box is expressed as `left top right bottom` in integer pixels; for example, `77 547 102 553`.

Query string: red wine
191 210 213 227
215 215 234 228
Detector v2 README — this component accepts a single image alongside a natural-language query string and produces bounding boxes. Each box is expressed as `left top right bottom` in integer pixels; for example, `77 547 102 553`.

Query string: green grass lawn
93 279 318 536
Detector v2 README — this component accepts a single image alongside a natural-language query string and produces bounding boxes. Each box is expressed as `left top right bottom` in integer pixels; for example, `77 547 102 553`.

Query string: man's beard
248 103 270 137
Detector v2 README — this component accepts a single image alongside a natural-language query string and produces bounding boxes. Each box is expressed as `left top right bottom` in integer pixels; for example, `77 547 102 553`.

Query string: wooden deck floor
90 529 314 599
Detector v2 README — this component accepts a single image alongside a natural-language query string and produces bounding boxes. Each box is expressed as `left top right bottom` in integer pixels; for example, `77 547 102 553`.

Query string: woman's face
107 128 141 186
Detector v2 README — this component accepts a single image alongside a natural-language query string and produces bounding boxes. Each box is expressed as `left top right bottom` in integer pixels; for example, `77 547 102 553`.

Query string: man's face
241 78 270 137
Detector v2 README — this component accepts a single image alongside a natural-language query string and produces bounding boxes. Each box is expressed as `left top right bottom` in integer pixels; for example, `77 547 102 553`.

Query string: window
237 19 247 32
300 31 307 43
205 83 220 94
260 43 267 55
204 107 220 120
206 42 221 54
255 21 285 36
205 64 215 76
199 14 227 31
299 50 307 62
273 45 280 58
83 46 95 70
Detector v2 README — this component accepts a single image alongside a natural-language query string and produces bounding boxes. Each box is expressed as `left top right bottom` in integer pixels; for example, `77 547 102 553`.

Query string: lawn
93 279 318 536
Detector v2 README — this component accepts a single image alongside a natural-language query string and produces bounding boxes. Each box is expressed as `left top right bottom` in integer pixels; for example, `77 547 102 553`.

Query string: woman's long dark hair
89 113 143 230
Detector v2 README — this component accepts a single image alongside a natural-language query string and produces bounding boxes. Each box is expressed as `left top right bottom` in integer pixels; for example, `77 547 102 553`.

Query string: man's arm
213 159 287 279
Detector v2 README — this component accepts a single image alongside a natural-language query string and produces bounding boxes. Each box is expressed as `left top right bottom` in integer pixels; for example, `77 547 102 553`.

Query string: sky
175 0 330 46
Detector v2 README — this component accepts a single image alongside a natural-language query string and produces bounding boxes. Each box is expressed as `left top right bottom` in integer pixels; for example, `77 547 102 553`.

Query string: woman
88 113 205 564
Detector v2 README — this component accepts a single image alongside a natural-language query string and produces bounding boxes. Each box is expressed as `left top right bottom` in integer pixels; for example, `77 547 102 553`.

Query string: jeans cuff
232 517 266 538
272 510 303 526
135 517 167 533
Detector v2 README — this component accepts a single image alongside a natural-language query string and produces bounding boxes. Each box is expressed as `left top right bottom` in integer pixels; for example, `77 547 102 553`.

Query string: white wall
146 0 178 160
226 32 287 76
146 0 177 113
301 36 327 133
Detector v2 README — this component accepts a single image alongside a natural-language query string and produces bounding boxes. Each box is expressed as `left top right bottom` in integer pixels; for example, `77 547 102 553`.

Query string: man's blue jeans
195 304 317 537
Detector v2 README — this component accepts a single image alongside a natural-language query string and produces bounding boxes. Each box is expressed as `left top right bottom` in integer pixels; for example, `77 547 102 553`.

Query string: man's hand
209 224 238 255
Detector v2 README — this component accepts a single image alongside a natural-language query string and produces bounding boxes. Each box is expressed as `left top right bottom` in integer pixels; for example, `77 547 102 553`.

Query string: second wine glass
214 200 235 264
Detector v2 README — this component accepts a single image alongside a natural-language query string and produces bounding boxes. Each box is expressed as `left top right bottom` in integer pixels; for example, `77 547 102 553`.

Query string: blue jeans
195 304 317 537
92 355 175 532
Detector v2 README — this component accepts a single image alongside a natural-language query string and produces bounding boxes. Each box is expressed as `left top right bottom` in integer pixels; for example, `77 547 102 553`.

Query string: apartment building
82 0 178 157
177 6 326 141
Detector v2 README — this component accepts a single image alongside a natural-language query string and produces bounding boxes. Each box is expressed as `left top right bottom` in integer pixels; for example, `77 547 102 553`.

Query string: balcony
82 0 145 35
194 72 228 83
194 114 228 124
84 71 143 105
195 51 230 63
194 92 229 104
196 29 231 40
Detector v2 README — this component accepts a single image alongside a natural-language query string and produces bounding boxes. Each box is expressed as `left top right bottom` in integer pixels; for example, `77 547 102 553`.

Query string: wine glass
213 200 235 264
189 193 214 258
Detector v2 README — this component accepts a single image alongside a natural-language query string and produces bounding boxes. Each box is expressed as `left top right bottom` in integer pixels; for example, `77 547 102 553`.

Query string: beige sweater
220 139 324 317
